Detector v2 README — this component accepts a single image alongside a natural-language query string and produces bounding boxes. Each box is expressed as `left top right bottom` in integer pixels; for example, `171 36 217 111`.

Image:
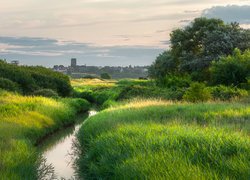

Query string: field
0 90 90 179
74 79 250 179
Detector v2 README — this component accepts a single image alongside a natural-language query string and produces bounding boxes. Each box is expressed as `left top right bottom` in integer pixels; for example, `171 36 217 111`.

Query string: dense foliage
100 73 112 79
183 82 211 102
32 88 59 98
210 49 250 86
0 60 72 96
0 77 20 92
149 17 250 83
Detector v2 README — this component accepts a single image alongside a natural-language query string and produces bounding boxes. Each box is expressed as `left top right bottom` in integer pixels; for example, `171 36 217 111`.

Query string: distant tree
100 73 111 79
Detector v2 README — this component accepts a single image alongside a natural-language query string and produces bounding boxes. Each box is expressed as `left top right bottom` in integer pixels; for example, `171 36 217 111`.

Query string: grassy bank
77 100 250 179
0 90 90 179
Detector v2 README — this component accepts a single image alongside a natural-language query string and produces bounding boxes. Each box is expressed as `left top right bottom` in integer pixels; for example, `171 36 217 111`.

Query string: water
38 110 97 180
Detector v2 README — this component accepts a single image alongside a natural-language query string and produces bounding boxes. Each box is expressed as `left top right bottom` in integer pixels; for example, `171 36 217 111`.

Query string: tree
148 51 177 79
170 18 250 76
100 73 111 79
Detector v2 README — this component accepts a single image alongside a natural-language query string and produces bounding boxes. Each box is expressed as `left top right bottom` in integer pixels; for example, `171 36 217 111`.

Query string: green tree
100 73 111 79
170 18 250 76
148 51 177 79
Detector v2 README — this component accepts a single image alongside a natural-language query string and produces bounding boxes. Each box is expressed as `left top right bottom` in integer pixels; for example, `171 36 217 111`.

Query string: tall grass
71 78 117 92
0 90 90 179
77 99 250 179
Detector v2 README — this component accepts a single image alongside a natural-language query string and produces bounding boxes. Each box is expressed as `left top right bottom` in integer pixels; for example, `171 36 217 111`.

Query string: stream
38 110 97 180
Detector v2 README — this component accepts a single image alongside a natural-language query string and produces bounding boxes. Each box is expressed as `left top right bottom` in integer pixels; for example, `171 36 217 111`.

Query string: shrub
100 73 111 79
183 82 211 102
117 85 171 100
210 85 248 100
210 49 250 86
78 90 95 103
157 74 191 89
32 89 59 98
0 78 20 92
239 77 250 90
63 98 91 113
0 61 72 96
167 88 186 100
118 79 153 87
93 89 119 105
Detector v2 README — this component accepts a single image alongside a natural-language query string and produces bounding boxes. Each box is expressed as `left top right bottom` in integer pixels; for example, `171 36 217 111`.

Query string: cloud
202 5 250 24
0 36 164 67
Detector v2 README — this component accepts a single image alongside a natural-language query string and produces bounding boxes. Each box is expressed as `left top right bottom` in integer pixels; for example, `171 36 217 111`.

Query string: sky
0 0 250 67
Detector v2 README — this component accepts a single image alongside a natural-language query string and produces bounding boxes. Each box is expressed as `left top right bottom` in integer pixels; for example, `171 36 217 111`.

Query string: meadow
76 99 250 179
0 90 90 179
0 16 249 179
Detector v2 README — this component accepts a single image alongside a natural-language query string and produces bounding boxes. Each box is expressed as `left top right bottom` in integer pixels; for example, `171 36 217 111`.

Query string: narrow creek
38 110 97 180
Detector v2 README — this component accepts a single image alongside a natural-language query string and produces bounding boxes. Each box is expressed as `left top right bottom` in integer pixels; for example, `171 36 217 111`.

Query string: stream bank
38 110 97 180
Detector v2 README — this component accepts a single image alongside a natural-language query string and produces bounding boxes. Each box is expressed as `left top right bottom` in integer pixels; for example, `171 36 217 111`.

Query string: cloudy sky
0 0 249 67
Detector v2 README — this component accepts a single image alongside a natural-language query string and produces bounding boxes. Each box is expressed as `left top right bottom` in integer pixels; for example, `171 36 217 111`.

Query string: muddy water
38 110 97 180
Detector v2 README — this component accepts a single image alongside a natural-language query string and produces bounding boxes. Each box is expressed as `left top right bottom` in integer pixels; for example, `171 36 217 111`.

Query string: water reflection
38 111 97 180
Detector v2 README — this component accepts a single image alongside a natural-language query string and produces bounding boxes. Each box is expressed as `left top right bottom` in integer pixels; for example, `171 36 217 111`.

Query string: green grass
77 99 250 179
72 78 183 108
0 90 90 179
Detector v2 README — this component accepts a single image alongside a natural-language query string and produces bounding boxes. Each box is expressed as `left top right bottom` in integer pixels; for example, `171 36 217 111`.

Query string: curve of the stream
38 110 97 180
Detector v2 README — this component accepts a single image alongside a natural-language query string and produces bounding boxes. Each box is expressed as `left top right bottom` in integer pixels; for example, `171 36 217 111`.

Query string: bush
100 73 111 79
117 85 171 100
63 98 91 113
101 99 117 110
0 61 72 96
118 79 154 87
0 78 20 92
239 77 250 90
157 74 191 89
93 89 119 105
78 90 95 103
210 49 250 86
183 83 211 102
32 89 59 98
210 85 248 100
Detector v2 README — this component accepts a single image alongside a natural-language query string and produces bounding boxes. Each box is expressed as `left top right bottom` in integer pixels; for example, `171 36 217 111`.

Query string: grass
71 78 183 109
0 90 90 179
71 78 117 92
77 99 250 179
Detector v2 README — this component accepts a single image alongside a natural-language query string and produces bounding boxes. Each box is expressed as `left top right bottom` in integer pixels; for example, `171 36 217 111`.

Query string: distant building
11 60 19 65
71 58 77 67
52 58 149 79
